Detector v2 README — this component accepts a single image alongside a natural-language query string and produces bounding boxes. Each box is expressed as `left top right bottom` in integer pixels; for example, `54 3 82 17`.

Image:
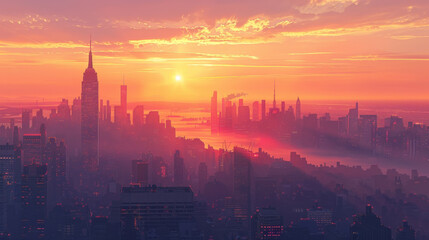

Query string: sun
175 75 182 82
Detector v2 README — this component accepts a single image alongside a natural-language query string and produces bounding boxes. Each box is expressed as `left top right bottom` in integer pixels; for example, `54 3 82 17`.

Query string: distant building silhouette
350 205 391 240
0 144 21 234
348 102 359 139
131 159 149 186
261 100 266 121
133 105 144 128
81 39 99 172
116 186 196 239
45 137 66 209
296 97 301 121
252 101 259 121
251 208 283 240
174 150 185 186
22 134 42 165
233 147 252 227
21 164 47 240
211 91 218 134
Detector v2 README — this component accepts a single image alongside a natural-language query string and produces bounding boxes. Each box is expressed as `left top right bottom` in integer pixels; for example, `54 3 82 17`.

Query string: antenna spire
88 35 93 68
273 80 276 109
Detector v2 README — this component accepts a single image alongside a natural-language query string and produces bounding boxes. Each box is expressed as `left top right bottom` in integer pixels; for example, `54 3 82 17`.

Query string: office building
81 39 99 172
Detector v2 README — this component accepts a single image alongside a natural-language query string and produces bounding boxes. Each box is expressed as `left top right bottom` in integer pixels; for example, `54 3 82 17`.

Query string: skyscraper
174 150 185 186
350 205 391 240
117 186 195 239
45 138 66 209
0 144 21 233
133 105 144 128
21 164 48 240
131 160 149 186
252 101 259 121
81 39 99 172
106 100 111 123
120 84 128 125
22 110 31 134
273 80 276 109
22 134 42 165
233 147 252 227
99 99 104 121
296 97 301 121
359 115 377 151
261 100 266 121
121 84 127 114
348 102 359 139
211 91 218 134
71 97 81 123
251 208 284 240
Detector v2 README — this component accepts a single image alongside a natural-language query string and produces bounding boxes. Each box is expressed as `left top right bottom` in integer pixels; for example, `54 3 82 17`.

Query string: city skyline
0 1 428 239
1 0 429 102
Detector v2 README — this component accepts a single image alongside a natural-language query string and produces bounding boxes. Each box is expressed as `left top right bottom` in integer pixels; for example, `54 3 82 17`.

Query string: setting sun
175 75 182 82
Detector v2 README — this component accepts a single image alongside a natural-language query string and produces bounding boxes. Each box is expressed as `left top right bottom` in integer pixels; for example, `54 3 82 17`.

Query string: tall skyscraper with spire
211 91 218 134
273 80 276 109
81 38 99 172
296 97 301 120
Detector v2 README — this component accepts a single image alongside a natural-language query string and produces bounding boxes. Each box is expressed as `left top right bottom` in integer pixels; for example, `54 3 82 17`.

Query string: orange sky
1 0 429 103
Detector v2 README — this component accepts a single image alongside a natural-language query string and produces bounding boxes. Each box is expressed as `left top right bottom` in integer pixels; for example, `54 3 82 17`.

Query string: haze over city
0 1 429 240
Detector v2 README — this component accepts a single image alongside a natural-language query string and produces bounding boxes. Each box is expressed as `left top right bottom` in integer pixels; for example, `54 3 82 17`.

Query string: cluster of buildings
0 42 427 240
210 88 429 163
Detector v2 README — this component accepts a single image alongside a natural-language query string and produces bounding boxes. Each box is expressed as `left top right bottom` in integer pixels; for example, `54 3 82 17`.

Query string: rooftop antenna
273 80 276 109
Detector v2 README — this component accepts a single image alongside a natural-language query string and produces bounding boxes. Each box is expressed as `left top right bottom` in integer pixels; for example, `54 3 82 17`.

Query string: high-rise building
233 147 252 226
20 164 47 240
211 91 218 134
350 205 391 240
307 207 333 231
296 97 301 121
348 102 359 138
40 124 46 149
114 106 122 125
146 111 160 126
251 208 284 240
261 100 266 121
121 84 127 115
71 97 81 123
117 186 196 239
22 134 42 165
99 99 104 121
360 115 377 151
45 138 66 209
133 105 144 128
106 100 111 123
0 144 21 234
81 39 99 172
174 150 185 186
131 160 148 186
118 84 128 126
22 110 31 133
252 101 259 121
272 80 276 109
237 106 250 126
13 126 19 146
57 99 71 121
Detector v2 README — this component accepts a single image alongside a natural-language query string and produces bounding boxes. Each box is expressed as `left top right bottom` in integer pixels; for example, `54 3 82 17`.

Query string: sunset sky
1 0 429 103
